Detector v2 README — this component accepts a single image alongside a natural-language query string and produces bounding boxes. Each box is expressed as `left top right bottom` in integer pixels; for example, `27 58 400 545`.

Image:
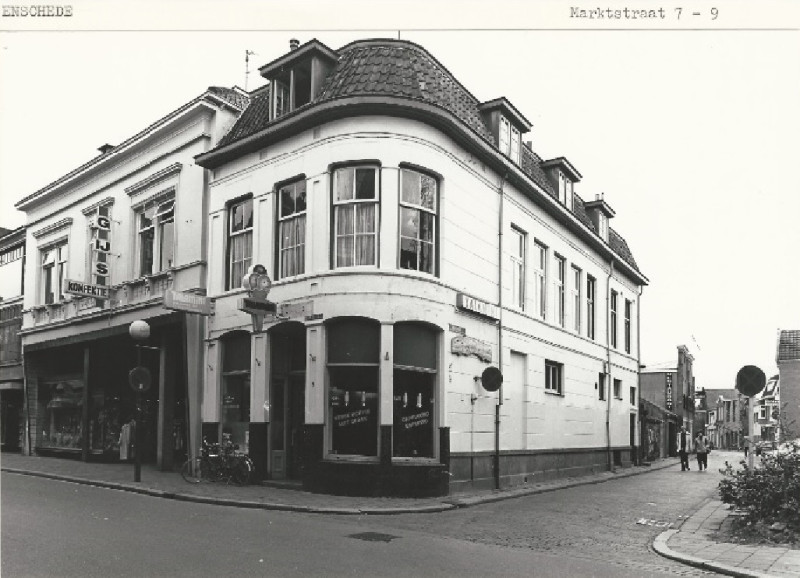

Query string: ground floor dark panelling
23 315 188 469
449 446 634 493
0 389 23 451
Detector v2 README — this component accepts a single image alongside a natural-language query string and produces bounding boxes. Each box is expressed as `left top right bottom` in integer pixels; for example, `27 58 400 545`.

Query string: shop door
270 375 305 480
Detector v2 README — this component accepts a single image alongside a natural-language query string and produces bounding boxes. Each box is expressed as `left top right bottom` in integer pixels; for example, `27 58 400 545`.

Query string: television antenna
245 50 257 91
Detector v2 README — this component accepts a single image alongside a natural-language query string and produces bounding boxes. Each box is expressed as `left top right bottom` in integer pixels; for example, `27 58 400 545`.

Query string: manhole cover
348 532 399 543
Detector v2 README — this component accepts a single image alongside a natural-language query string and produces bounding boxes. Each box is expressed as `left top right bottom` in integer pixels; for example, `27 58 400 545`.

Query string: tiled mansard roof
218 39 642 275
778 330 800 362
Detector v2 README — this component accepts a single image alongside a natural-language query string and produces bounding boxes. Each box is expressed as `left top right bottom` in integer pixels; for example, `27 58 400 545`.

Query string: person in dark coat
677 426 692 471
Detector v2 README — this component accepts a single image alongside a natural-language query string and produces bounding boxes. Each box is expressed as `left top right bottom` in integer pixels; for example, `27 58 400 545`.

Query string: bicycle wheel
181 457 204 483
232 456 253 486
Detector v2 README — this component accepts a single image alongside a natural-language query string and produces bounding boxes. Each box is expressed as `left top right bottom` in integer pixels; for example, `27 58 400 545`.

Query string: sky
1 0 798 389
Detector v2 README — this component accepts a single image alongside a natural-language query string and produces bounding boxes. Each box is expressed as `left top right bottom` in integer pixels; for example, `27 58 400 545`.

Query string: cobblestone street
356 452 744 576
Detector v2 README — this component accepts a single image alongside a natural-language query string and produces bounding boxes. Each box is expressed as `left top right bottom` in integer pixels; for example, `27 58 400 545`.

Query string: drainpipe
495 172 508 490
636 285 643 463
605 259 615 472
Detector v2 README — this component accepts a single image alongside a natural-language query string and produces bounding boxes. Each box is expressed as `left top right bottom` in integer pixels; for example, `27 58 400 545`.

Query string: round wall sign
735 365 766 397
128 366 152 393
481 366 503 392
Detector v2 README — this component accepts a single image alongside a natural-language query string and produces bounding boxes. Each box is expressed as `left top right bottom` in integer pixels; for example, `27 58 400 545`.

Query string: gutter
495 172 508 490
606 259 615 472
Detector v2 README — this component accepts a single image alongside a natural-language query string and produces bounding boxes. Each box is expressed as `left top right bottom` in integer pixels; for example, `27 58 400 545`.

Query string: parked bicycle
181 436 254 485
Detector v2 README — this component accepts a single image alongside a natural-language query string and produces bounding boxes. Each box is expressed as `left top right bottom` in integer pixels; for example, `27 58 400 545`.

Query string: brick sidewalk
654 499 800 577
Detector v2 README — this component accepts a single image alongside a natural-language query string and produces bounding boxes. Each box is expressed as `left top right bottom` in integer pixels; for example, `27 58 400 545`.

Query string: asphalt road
2 452 735 578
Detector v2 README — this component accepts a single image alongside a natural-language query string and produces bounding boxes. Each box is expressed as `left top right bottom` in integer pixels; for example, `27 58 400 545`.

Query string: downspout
495 172 508 490
636 285 643 463
605 259 615 472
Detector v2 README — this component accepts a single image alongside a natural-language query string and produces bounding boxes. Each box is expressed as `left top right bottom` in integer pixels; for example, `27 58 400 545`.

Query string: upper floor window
624 299 632 354
273 80 289 119
0 244 23 265
41 243 67 304
277 179 306 279
333 167 378 268
510 226 526 310
137 198 174 277
227 197 253 290
610 290 618 348
499 116 520 164
554 255 566 328
399 168 437 275
587 275 596 340
613 378 622 399
533 241 547 319
571 266 581 333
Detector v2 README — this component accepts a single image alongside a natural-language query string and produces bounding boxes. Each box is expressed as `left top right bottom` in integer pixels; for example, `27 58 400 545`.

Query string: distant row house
8 38 648 496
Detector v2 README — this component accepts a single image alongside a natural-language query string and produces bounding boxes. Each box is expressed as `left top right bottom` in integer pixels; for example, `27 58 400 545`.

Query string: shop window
136 197 174 277
221 332 251 453
327 319 379 457
399 168 437 275
227 197 253 290
37 379 84 450
393 323 438 458
277 179 306 279
41 242 67 304
333 166 379 267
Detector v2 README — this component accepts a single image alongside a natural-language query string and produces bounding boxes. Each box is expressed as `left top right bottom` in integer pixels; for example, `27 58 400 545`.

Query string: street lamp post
129 320 152 483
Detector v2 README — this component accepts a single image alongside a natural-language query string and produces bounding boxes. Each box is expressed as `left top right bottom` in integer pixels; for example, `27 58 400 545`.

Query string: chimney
289 38 300 51
98 144 115 154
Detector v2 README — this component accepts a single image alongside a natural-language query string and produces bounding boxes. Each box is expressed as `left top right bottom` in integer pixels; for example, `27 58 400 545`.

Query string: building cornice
125 163 183 197
32 218 72 239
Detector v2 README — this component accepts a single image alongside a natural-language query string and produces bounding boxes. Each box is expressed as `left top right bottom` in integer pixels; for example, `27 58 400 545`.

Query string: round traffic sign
128 366 152 393
481 366 503 392
735 365 766 397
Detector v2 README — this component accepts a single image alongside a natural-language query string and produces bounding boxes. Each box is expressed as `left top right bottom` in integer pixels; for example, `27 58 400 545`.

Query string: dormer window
499 116 520 164
258 39 339 122
541 157 582 210
583 195 615 243
478 98 531 167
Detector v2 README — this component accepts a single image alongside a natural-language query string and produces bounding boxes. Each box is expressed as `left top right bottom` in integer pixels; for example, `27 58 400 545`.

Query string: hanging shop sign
456 293 499 320
64 279 110 300
239 264 276 332
163 290 214 316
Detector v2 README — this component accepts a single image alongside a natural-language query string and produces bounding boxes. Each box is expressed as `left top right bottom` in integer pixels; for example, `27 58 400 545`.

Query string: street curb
652 529 775 578
2 457 679 515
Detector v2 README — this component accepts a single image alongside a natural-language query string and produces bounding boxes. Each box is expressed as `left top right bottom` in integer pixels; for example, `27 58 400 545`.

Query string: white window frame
277 179 307 279
624 299 632 354
545 360 563 395
587 275 596 340
510 226 526 310
227 197 253 290
554 254 566 328
499 115 520 163
399 168 437 275
333 166 379 268
273 79 289 119
41 242 67 305
533 241 547 320
136 197 175 278
610 290 618 349
571 265 581 333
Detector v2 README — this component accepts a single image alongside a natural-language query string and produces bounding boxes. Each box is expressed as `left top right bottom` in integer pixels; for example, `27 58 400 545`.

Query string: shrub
718 440 800 532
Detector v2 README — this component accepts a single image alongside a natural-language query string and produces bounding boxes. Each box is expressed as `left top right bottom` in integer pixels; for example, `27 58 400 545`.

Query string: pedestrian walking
677 426 691 471
694 432 709 471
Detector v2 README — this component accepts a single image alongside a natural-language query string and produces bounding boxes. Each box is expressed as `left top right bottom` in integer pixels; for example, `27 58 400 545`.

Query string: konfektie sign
163 290 213 316
65 279 109 299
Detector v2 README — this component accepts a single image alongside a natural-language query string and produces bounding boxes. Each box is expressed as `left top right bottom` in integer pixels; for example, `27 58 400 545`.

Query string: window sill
324 454 379 463
545 390 564 397
391 457 440 465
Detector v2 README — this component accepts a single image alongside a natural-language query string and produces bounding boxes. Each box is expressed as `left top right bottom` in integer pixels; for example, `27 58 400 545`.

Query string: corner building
197 39 648 496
